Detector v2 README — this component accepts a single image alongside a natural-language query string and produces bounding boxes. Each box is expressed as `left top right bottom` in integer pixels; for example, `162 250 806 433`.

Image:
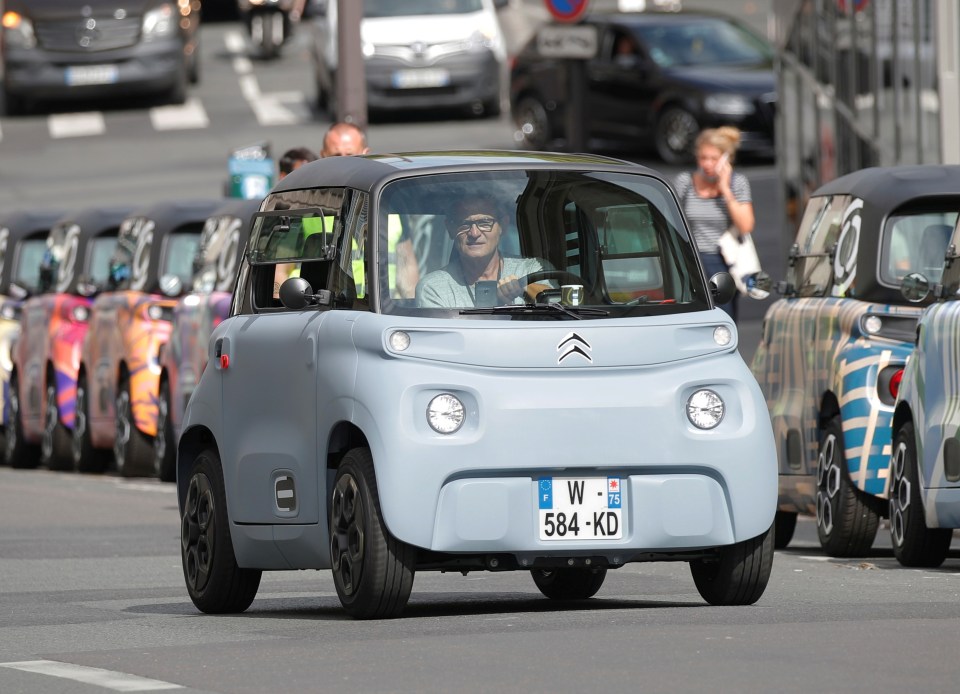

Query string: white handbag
718 228 769 299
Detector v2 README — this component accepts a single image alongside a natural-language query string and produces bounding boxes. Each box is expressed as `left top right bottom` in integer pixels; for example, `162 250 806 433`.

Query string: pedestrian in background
673 126 755 322
320 122 370 157
278 146 318 179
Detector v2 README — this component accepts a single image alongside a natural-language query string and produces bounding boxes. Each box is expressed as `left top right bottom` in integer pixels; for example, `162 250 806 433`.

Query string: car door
586 24 658 140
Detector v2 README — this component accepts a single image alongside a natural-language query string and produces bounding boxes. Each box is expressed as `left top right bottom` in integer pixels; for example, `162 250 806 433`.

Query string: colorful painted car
751 165 960 556
177 152 777 619
888 220 960 567
76 199 223 477
155 198 257 482
0 208 62 461
7 206 129 470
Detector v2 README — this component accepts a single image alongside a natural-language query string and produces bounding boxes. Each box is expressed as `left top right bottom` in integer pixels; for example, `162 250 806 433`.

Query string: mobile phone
718 152 730 169
475 280 498 307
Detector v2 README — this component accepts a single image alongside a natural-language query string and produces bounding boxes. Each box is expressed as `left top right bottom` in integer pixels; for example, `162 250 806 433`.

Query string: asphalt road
1 467 959 694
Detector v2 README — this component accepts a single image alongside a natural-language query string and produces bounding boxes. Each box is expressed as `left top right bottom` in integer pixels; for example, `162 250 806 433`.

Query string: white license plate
391 68 450 89
538 476 622 540
65 65 119 86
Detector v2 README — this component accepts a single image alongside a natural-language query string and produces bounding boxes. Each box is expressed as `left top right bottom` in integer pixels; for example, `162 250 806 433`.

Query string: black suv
510 9 776 163
1 0 201 115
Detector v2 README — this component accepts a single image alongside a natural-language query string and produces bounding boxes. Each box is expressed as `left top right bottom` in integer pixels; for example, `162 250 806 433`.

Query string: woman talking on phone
673 126 755 321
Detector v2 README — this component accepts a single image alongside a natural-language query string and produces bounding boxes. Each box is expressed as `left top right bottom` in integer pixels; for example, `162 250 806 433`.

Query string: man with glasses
415 194 551 308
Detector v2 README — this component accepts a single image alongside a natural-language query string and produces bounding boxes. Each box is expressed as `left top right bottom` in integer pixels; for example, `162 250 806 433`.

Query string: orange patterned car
76 199 222 476
7 206 129 470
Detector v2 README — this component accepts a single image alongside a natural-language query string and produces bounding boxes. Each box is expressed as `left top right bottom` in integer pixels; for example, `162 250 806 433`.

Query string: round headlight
389 330 410 352
71 305 89 322
0 305 16 321
147 305 164 320
863 315 882 335
713 325 732 346
686 389 725 430
427 393 465 435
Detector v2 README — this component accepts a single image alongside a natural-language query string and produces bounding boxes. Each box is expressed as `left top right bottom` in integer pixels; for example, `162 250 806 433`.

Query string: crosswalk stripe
48 111 106 138
0 660 183 692
150 97 210 130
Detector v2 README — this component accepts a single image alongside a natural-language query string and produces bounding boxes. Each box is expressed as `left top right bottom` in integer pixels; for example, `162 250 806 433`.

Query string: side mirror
709 271 737 305
279 276 333 310
900 272 931 303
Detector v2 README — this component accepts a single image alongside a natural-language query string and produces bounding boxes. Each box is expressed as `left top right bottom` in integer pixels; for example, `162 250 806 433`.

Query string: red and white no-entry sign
543 0 590 24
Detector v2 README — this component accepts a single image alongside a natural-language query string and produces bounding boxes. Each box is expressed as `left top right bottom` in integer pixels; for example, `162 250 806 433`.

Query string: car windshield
634 18 772 68
87 236 118 286
13 239 47 290
192 215 242 293
377 169 708 318
163 232 202 284
880 209 957 285
364 0 483 17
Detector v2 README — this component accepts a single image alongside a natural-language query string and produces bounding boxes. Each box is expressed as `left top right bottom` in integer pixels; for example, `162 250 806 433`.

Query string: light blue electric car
177 151 778 618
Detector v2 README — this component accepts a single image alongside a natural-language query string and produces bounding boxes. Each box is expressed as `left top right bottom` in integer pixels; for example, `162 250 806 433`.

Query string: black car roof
812 166 960 213
272 150 651 194
125 199 226 231
52 205 137 239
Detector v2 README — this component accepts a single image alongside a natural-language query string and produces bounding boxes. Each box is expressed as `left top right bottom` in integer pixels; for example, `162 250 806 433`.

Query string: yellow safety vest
351 214 403 299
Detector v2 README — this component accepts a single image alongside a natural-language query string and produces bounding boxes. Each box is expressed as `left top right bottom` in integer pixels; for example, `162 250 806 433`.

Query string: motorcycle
237 0 300 59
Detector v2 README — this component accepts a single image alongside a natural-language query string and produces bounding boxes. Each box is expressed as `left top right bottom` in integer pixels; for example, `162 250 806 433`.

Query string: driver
415 194 553 308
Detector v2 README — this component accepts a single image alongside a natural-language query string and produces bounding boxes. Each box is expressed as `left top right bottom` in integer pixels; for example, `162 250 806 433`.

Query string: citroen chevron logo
557 331 592 364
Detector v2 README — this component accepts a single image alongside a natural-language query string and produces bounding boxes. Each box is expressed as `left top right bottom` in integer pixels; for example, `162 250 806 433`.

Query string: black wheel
154 380 177 483
181 448 261 613
5 373 39 469
330 447 415 619
166 64 188 106
531 567 607 600
690 526 774 605
513 94 551 150
188 45 201 85
654 105 699 165
40 380 72 471
114 376 155 477
481 97 502 118
774 510 798 549
889 422 952 567
815 415 880 556
73 374 110 473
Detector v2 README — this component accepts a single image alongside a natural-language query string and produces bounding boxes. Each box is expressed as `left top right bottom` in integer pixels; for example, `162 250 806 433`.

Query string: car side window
789 194 850 297
331 191 370 309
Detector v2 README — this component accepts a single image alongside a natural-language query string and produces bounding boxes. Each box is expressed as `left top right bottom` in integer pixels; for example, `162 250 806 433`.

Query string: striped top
674 171 752 253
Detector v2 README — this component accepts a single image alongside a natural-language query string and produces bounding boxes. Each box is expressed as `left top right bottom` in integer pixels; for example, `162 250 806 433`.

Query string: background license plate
391 68 450 89
66 65 119 86
538 477 622 540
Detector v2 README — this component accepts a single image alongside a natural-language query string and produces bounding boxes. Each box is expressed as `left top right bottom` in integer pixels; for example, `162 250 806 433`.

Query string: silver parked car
177 151 778 619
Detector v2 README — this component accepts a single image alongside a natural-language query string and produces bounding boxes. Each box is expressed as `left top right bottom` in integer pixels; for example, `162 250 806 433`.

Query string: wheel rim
153 386 169 476
6 381 19 459
181 471 215 594
330 473 365 596
889 441 910 547
516 98 548 149
72 382 87 465
41 384 57 462
816 433 842 536
114 388 131 471
660 109 698 157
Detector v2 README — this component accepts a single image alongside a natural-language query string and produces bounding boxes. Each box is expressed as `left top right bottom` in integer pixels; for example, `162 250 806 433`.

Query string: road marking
150 97 210 130
0 660 183 691
225 29 309 127
48 112 106 138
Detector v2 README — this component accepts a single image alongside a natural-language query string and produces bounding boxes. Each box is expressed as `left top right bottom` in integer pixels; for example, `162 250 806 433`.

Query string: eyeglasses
455 216 497 235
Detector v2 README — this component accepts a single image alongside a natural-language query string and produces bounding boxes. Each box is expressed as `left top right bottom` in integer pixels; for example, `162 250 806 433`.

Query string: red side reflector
220 354 229 369
889 369 904 399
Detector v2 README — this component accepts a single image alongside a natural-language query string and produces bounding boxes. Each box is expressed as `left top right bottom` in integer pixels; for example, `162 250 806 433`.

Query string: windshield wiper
460 303 609 319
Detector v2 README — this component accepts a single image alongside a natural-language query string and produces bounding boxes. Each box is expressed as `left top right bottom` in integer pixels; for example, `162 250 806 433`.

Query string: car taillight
889 368 904 400
877 365 905 406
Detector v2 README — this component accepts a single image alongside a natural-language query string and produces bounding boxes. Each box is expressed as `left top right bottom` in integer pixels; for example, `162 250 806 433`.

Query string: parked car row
752 165 960 569
0 197 255 480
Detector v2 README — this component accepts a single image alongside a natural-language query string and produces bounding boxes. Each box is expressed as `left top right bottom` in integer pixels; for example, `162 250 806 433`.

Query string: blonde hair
695 126 742 161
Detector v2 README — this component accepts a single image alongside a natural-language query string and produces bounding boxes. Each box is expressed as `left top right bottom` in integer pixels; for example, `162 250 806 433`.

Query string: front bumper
364 50 500 111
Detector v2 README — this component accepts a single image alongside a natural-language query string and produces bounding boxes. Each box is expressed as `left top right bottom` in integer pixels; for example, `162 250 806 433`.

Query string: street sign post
542 0 592 152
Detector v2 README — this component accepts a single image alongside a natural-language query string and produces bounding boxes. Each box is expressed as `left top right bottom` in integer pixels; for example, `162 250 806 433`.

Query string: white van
310 0 508 117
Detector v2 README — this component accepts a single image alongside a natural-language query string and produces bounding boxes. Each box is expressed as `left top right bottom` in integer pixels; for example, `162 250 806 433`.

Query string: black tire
815 415 880 557
5 374 39 469
774 510 798 549
481 97 502 118
531 567 607 600
330 447 415 619
690 526 774 606
40 380 72 471
188 45 201 85
167 64 188 106
114 376 155 477
889 422 952 568
181 448 261 613
654 105 699 165
513 94 551 150
73 374 110 473
154 380 177 483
